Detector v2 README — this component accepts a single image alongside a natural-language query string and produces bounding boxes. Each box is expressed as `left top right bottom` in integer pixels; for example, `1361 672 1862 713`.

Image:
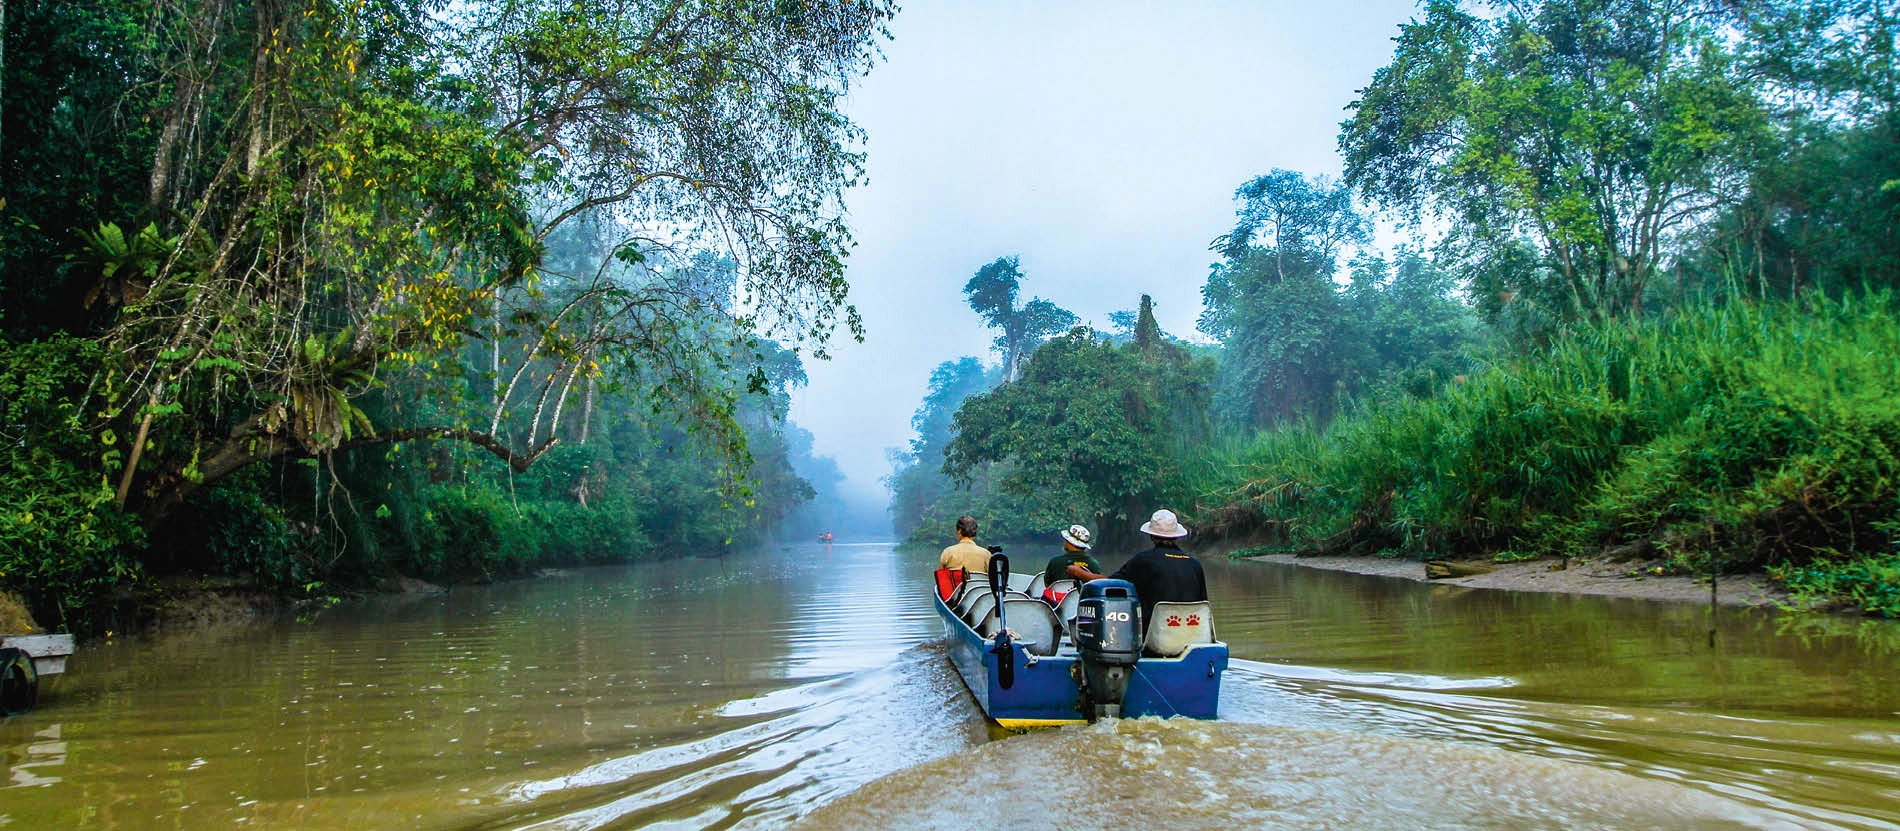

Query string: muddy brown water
2 543 1897 829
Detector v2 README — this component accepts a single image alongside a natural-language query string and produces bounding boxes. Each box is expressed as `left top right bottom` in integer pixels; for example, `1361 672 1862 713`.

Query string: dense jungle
6 3 1900 829
1 0 890 633
4 0 1900 640
885 0 1900 618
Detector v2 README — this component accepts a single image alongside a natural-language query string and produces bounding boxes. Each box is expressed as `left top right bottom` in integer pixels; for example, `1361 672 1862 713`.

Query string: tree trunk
113 405 159 509
148 0 231 212
137 418 297 527
580 374 596 444
492 292 504 408
1425 560 1496 579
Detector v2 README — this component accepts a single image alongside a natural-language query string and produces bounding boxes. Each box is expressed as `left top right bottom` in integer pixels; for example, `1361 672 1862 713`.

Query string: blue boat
933 558 1227 729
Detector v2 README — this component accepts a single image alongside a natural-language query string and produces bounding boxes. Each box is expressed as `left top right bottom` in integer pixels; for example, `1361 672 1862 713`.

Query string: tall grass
1196 294 1900 614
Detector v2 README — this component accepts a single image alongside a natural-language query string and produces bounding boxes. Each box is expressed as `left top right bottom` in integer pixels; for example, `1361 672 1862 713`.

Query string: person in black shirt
1072 509 1207 631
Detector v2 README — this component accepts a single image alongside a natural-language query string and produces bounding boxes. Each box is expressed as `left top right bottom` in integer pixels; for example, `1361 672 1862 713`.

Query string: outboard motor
1073 579 1141 720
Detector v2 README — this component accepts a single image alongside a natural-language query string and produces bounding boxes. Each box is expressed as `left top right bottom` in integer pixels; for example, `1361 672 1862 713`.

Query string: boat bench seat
998 597 1062 656
1143 601 1215 657
951 571 985 607
965 593 997 631
956 584 991 616
1006 572 1034 595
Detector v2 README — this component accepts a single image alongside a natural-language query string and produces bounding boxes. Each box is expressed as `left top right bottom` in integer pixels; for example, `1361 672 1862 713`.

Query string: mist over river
3 542 1897 829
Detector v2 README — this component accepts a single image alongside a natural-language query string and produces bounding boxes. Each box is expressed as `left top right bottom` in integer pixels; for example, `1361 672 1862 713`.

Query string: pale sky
788 1 1425 508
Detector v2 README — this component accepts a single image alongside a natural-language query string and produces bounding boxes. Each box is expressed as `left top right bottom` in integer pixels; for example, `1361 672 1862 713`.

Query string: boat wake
1217 659 1900 830
483 642 985 830
793 715 1811 831
476 649 1893 830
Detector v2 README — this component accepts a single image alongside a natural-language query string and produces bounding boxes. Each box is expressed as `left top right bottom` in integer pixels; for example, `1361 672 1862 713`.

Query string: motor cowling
1073 579 1141 720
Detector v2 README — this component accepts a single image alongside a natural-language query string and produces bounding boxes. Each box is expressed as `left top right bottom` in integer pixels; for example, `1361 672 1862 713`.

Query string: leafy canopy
39 0 895 526
1199 170 1370 427
945 313 1214 543
963 256 1079 382
1340 0 1771 325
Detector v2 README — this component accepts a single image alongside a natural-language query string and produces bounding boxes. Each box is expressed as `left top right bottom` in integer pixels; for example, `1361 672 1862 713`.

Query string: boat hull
934 591 1226 728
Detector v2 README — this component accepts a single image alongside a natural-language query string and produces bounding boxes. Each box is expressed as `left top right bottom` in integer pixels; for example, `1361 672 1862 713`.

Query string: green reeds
1197 293 1900 614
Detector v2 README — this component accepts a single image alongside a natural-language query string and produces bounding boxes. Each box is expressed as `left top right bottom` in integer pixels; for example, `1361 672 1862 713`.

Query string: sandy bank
1247 553 1792 609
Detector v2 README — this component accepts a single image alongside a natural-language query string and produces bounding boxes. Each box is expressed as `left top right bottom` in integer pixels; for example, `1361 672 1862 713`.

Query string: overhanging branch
335 427 559 473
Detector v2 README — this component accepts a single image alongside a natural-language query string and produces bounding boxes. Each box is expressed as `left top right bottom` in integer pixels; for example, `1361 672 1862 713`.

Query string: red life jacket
935 568 966 601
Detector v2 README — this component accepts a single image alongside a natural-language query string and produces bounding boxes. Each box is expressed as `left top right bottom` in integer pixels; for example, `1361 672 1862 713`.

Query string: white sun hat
1060 524 1093 549
1138 509 1189 539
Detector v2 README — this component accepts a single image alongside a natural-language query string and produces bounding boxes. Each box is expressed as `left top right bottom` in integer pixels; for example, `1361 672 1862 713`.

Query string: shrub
174 475 321 589
1200 294 1900 606
0 336 142 629
1770 551 1900 618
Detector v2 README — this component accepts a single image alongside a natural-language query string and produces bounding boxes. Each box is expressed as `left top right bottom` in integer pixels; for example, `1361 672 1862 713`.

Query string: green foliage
1199 294 1900 611
1 0 895 534
894 459 1070 545
1208 169 1368 271
309 327 821 580
1727 1 1900 121
887 357 1001 541
0 0 876 619
1341 0 1772 327
405 485 542 580
160 474 319 590
945 320 1215 549
891 299 1219 548
0 0 160 335
963 256 1079 382
1203 247 1348 427
1199 169 1483 429
1676 112 1900 301
0 336 142 627
1771 552 1900 619
1345 251 1489 395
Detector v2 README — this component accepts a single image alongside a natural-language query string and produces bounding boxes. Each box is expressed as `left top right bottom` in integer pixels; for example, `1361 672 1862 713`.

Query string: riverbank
1184 298 1900 620
1245 553 1794 609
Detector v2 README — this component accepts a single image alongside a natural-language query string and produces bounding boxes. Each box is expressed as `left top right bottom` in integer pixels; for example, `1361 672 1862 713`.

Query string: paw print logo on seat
1185 615 1201 626
1166 615 1182 627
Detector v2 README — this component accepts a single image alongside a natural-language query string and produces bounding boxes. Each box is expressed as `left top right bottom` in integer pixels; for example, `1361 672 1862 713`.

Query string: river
2 542 1897 829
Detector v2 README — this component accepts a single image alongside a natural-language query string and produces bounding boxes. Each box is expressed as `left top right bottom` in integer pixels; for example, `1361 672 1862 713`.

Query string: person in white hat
1072 509 1207 631
1040 524 1100 605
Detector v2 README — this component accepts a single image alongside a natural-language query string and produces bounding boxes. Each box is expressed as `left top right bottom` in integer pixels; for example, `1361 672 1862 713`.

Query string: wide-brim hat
1138 509 1188 539
1060 524 1092 549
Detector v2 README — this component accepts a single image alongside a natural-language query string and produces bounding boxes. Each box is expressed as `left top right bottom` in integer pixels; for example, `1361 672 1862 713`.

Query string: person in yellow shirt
938 515 991 573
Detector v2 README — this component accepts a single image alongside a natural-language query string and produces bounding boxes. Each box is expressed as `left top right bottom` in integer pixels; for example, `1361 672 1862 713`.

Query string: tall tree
1199 170 1368 427
1673 3 1900 300
1211 169 1369 278
1340 0 1771 325
884 356 997 539
39 0 894 527
963 255 1079 382
945 315 1214 547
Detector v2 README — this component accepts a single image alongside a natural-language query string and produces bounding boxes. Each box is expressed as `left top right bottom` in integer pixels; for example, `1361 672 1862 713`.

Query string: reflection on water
0 542 1894 829
5 723 65 788
1207 558 1900 718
